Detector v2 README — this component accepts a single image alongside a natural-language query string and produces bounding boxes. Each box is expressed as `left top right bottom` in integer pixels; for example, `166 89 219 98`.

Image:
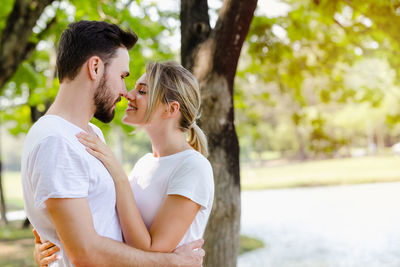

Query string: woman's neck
145 123 192 157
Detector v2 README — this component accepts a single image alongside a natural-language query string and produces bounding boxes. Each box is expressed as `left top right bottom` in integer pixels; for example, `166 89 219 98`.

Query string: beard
93 74 121 123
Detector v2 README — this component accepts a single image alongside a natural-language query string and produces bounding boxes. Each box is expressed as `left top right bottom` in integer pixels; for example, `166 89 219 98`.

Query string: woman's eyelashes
138 89 146 95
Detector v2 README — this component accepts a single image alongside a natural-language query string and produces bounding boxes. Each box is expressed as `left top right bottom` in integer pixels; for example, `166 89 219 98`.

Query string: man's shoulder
88 122 105 141
24 116 85 157
26 117 67 145
29 115 66 134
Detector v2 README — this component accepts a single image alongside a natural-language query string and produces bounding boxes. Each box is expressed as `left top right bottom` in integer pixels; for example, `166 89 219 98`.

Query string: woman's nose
126 90 135 101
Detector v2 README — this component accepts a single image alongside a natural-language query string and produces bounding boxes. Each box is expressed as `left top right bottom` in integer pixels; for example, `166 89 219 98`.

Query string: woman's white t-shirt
129 149 214 247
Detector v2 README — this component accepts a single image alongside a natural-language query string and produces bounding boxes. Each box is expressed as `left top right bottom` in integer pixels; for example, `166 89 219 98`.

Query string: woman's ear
87 56 104 81
165 101 180 118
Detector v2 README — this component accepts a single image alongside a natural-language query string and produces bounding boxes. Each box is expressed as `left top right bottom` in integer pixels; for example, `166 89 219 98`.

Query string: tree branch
0 0 55 91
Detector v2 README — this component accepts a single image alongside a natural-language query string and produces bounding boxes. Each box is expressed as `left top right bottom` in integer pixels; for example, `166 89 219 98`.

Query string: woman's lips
126 104 137 111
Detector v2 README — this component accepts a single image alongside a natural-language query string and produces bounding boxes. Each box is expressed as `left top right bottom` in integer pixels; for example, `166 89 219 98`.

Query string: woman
34 61 214 266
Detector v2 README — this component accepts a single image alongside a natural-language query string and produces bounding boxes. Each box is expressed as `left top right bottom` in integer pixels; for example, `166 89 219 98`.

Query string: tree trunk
0 159 7 225
0 0 56 91
0 111 7 225
295 126 307 160
180 1 257 266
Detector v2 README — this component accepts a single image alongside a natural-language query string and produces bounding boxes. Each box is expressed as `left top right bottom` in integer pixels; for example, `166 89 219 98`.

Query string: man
21 20 204 267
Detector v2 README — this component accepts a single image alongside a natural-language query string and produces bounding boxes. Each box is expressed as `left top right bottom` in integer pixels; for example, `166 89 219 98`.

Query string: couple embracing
21 20 214 267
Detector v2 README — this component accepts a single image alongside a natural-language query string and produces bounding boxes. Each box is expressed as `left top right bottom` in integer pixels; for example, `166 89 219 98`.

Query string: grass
239 235 264 254
0 221 35 267
241 155 400 190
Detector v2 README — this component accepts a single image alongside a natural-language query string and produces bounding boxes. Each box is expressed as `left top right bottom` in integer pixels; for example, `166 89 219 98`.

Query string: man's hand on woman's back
33 229 59 267
172 239 205 267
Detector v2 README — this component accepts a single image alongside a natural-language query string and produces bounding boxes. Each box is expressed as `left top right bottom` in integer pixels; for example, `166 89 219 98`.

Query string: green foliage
239 235 264 255
235 0 400 161
0 223 33 241
0 0 14 32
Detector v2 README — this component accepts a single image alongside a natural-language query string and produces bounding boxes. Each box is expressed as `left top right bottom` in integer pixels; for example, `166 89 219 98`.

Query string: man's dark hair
57 20 138 82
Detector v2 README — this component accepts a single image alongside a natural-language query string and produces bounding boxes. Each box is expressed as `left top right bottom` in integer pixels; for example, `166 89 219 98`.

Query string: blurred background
2 0 400 266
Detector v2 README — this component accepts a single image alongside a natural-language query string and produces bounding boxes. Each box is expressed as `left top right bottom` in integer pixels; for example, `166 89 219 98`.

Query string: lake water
238 182 400 267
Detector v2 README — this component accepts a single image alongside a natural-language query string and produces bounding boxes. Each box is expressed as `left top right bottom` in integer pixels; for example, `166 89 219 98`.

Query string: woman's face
122 73 149 126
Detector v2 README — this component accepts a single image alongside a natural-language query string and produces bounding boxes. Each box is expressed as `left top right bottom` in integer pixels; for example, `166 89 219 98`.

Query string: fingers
77 136 98 150
33 229 41 244
76 132 96 145
76 132 99 142
76 132 94 139
76 132 105 153
77 136 102 153
40 243 60 259
76 132 97 144
192 247 205 266
173 239 205 267
186 238 204 250
39 241 56 252
40 254 58 267
85 147 106 161
196 248 205 257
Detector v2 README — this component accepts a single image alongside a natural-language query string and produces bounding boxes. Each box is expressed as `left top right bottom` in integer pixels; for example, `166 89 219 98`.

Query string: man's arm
46 198 204 267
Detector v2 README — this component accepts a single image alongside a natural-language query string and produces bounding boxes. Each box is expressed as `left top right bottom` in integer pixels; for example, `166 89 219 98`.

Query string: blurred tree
180 0 257 266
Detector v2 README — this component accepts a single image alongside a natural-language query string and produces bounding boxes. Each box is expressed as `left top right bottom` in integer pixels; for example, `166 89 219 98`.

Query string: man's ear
87 56 104 81
165 101 180 118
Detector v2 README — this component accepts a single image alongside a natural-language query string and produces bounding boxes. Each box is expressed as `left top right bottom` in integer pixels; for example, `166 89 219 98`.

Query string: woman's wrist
111 169 129 184
104 160 125 180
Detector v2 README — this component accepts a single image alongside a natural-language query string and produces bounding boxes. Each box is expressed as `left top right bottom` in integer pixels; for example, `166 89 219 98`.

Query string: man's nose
120 87 128 97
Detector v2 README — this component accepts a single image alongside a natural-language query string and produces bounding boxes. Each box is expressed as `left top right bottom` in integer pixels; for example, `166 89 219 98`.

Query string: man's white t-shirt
21 115 122 267
129 149 214 247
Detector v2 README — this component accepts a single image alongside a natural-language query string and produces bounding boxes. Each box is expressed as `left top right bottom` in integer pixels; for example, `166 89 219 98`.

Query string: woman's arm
76 132 200 252
115 179 200 252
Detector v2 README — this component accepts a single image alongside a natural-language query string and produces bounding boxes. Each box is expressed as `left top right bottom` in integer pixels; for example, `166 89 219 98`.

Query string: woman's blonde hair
144 61 208 157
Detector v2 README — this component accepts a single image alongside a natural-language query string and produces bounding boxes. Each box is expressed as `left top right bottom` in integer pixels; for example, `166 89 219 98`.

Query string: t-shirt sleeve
167 155 214 210
30 135 89 209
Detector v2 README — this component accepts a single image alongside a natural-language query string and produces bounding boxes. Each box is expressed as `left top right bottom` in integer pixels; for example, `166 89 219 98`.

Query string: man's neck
46 81 95 132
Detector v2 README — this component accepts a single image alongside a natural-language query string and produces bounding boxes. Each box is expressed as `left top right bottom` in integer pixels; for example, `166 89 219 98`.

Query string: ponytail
188 123 208 157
